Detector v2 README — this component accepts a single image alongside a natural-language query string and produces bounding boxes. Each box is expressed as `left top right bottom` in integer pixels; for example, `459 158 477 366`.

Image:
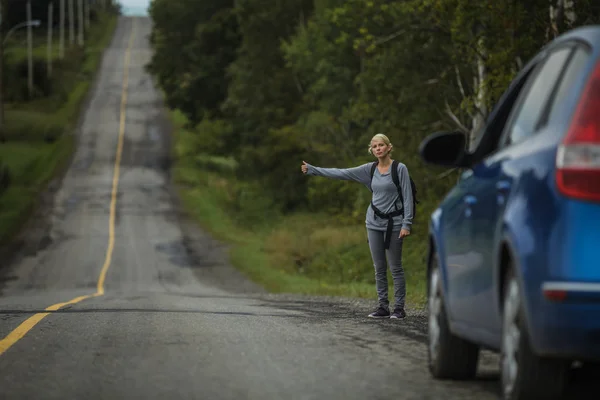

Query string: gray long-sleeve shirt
305 161 414 232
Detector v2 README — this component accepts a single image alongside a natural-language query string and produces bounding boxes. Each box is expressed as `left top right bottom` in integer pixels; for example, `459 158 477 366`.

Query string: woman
301 133 413 319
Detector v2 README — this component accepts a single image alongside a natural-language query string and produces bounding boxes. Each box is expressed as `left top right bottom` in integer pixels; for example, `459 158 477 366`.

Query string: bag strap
369 161 378 192
391 160 403 205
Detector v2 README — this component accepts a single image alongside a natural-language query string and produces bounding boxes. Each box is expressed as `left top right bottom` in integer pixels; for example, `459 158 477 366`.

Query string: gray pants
367 228 405 310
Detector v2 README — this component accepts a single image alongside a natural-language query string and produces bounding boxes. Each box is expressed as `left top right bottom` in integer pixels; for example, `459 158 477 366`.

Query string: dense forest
148 0 600 213
147 0 600 303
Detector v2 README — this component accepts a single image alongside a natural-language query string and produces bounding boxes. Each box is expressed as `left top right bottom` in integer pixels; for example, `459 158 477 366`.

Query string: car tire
500 265 569 400
427 251 480 380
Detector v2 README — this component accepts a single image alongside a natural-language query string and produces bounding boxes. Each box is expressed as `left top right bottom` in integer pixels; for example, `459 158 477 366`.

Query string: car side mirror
419 131 471 168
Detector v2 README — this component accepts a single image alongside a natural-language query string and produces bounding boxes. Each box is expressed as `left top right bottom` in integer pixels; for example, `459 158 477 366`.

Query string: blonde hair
368 133 393 155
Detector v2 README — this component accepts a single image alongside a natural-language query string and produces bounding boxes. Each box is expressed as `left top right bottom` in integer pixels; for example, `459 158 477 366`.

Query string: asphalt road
0 16 597 400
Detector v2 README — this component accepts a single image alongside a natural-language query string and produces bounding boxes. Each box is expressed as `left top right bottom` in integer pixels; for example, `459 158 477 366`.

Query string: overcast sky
120 0 150 15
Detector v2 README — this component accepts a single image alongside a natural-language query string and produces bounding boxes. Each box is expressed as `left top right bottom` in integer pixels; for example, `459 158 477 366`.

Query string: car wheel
428 251 479 379
500 266 568 400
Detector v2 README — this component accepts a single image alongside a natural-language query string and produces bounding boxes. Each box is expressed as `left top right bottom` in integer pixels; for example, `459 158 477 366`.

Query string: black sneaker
368 307 390 318
390 308 406 319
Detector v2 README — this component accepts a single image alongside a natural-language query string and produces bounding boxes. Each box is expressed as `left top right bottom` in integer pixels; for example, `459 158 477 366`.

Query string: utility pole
77 0 83 46
59 0 64 59
27 0 33 98
69 0 74 44
47 2 54 77
85 0 90 29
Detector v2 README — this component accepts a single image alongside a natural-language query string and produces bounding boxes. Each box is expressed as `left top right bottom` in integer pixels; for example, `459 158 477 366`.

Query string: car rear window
503 47 572 146
546 46 592 126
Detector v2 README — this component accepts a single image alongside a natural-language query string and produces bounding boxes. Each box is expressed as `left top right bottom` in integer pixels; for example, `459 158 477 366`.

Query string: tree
147 0 239 124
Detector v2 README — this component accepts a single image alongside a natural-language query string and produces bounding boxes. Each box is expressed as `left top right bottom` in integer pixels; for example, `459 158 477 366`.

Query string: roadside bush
235 125 312 212
191 117 236 156
4 110 63 142
265 215 371 282
230 179 280 229
306 178 368 224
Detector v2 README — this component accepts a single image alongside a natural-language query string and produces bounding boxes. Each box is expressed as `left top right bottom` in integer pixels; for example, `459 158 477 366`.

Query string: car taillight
556 59 600 202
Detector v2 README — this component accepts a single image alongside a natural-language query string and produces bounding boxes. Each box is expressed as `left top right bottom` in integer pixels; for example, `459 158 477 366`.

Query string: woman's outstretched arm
301 161 372 186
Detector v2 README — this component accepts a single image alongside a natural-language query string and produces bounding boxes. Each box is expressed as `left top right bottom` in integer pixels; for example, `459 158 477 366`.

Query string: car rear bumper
528 281 600 361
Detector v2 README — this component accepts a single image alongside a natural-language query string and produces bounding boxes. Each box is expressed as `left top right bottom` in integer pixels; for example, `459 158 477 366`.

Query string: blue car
419 25 600 400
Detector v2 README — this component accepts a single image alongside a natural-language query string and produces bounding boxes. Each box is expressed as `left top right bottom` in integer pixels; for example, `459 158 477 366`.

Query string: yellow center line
0 19 137 357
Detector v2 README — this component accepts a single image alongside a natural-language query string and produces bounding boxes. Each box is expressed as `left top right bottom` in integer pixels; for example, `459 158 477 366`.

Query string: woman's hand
301 161 309 174
399 229 410 239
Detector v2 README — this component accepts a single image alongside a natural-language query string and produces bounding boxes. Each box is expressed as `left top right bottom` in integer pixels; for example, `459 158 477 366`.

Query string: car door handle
464 195 477 205
496 180 511 206
463 195 476 218
496 180 511 192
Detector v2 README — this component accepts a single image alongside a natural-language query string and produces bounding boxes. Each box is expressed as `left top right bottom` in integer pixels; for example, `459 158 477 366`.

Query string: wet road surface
0 16 598 400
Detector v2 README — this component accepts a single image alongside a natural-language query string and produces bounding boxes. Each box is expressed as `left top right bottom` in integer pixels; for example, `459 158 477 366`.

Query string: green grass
0 11 118 246
169 110 432 308
0 135 75 241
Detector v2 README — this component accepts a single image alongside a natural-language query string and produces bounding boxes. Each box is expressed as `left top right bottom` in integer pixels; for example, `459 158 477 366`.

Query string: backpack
369 160 419 219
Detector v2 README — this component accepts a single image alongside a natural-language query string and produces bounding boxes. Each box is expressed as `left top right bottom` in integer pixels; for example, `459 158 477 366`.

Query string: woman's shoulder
393 160 408 170
357 161 377 169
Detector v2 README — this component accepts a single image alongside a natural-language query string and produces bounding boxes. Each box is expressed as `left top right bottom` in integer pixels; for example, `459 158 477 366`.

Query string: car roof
470 25 600 152
551 25 600 50
522 25 600 72
499 25 600 102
